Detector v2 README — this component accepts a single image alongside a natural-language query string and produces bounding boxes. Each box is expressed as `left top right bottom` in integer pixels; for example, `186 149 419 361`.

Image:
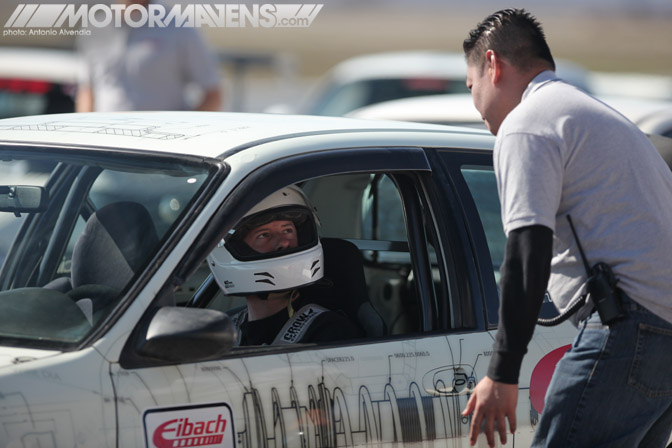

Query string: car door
113 143 561 448
428 147 578 440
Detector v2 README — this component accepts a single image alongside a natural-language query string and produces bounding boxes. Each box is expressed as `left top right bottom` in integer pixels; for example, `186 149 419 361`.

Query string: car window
88 169 206 237
460 166 505 285
361 174 407 241
307 173 425 335
458 164 560 323
193 171 447 345
0 160 50 266
0 148 216 349
57 168 209 281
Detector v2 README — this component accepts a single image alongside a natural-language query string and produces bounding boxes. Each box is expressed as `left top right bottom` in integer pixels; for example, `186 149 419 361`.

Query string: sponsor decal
280 305 323 343
529 345 571 414
143 403 235 448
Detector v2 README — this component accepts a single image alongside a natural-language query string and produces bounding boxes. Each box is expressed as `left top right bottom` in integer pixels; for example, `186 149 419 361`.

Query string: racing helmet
207 185 324 296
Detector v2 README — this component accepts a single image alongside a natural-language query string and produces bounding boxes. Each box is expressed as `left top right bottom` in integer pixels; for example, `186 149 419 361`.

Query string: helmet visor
224 205 318 261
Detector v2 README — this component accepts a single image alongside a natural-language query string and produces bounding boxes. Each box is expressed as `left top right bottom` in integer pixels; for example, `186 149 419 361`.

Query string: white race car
0 112 579 447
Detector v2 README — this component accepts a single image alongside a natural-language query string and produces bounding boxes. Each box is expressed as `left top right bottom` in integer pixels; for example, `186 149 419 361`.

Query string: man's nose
275 234 293 250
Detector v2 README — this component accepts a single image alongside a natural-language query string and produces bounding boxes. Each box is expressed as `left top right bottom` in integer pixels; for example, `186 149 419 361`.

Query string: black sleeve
487 224 553 384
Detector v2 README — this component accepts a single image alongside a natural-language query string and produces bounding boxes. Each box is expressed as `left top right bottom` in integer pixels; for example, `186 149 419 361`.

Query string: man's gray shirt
495 70 672 324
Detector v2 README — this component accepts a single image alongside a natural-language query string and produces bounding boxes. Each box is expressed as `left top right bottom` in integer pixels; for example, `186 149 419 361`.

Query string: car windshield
0 148 216 350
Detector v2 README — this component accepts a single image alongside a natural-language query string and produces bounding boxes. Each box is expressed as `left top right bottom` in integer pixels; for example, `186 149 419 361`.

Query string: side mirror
0 185 48 214
137 307 236 363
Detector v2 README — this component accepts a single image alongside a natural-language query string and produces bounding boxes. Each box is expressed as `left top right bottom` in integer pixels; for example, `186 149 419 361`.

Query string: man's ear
486 49 503 84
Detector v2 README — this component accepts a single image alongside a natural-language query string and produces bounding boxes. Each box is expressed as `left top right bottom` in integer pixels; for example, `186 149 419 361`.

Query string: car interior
0 152 506 348
0 152 211 347
185 171 445 342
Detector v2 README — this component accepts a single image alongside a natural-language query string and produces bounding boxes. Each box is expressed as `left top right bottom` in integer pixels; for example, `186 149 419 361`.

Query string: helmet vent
254 272 276 285
311 260 321 277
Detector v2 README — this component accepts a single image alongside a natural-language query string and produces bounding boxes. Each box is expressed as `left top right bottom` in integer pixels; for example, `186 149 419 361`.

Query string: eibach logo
143 403 234 448
153 415 227 447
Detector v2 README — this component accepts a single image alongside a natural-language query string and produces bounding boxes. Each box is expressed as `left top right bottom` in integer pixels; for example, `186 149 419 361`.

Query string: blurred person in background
76 0 222 112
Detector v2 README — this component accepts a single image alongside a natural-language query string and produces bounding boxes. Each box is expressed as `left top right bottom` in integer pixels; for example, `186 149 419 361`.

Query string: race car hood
0 346 60 368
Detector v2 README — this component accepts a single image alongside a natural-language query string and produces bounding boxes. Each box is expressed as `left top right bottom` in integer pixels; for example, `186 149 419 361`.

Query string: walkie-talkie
567 215 625 325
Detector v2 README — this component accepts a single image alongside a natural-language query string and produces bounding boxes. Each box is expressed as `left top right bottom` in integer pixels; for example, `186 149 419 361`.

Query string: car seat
70 201 158 290
44 201 159 323
303 237 386 337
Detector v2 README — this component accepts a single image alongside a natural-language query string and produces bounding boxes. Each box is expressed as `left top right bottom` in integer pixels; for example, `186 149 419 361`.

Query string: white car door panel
113 334 501 447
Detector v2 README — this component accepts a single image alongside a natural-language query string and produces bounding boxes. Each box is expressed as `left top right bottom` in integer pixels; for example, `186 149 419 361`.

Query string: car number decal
143 402 235 448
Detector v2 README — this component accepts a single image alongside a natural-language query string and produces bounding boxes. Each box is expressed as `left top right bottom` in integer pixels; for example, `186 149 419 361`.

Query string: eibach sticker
143 403 235 448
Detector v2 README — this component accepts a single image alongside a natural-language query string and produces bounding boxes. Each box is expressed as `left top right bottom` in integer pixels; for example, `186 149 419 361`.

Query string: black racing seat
303 237 386 337
44 201 159 322
77 201 158 321
70 201 158 290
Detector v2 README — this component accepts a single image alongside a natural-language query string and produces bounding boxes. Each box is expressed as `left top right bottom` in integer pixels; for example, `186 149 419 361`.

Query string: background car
349 90 672 133
348 92 672 168
0 47 80 119
348 92 484 128
596 95 672 138
269 50 593 116
0 111 598 447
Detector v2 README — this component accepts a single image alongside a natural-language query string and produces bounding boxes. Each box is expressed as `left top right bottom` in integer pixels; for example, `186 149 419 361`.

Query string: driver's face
243 220 298 254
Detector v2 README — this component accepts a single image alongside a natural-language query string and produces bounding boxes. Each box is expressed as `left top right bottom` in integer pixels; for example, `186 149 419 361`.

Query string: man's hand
462 376 518 447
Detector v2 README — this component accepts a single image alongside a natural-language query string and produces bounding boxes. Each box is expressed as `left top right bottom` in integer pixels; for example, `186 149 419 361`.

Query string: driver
208 185 364 345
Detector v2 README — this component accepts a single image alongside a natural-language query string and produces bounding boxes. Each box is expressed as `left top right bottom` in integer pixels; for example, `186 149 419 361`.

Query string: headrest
71 201 158 290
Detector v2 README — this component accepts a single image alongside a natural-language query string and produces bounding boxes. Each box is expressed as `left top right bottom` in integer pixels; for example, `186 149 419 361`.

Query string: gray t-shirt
78 21 220 112
495 71 672 324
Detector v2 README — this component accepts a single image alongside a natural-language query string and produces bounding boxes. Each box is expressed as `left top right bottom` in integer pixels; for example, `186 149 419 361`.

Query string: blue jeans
532 294 672 447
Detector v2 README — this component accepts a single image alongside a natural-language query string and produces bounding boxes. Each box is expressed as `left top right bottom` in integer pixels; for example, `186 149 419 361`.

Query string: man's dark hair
463 9 555 72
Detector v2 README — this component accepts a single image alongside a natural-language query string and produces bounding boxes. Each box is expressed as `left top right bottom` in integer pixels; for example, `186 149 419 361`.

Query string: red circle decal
529 344 571 414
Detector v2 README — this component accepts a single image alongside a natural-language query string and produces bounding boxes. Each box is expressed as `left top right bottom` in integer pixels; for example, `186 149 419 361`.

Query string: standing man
461 9 672 448
77 0 222 112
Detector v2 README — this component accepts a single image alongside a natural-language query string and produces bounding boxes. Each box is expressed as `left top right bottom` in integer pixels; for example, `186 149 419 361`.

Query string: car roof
347 93 482 124
327 51 468 83
598 95 672 122
348 92 672 134
0 47 81 84
597 95 672 131
0 111 493 159
326 51 592 91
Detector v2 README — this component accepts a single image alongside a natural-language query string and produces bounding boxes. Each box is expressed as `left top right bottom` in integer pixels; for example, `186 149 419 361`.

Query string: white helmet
207 185 324 296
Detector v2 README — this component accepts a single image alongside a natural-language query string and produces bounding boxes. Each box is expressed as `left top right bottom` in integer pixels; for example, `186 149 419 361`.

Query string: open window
188 168 450 347
304 172 446 336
